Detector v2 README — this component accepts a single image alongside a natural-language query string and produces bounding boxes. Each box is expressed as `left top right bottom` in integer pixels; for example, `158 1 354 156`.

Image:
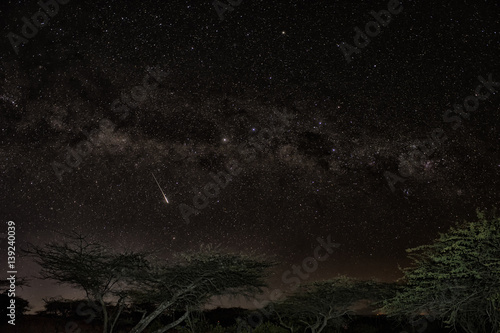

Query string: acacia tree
271 276 395 333
38 297 80 318
24 233 151 333
381 209 500 333
126 245 276 333
26 234 276 333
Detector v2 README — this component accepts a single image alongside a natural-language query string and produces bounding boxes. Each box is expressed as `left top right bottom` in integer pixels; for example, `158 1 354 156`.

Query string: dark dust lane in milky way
1 0 499 332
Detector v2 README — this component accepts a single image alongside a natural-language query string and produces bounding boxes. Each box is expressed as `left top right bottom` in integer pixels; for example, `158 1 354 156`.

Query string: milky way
0 0 499 311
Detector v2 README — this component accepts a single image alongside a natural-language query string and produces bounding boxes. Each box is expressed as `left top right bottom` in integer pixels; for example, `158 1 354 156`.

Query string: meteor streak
152 173 169 204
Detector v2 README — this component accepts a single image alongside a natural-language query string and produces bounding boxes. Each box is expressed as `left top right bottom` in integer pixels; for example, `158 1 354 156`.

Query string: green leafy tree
381 209 500 333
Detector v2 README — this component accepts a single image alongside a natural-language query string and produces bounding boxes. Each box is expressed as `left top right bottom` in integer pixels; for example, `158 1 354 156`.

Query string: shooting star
152 173 169 204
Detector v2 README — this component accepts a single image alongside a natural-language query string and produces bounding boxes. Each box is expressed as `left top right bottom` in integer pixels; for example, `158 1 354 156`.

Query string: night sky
1 0 499 312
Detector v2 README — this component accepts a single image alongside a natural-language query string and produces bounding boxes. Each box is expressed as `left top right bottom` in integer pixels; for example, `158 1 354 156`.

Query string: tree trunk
128 299 175 333
152 309 190 333
317 315 328 333
129 283 198 333
109 298 125 333
98 296 108 333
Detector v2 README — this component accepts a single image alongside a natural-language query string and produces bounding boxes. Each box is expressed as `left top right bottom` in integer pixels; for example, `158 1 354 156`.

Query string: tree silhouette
38 297 78 318
126 245 276 333
0 278 30 319
25 234 275 333
271 276 395 333
24 232 155 333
